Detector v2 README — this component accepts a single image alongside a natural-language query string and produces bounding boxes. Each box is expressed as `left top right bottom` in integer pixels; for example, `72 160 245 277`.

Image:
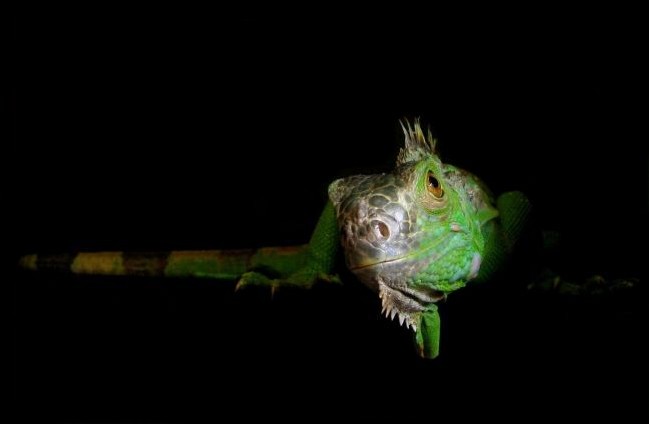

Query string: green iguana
19 118 531 359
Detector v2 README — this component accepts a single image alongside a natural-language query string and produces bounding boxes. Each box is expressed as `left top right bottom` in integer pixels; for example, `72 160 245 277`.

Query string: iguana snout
329 173 419 271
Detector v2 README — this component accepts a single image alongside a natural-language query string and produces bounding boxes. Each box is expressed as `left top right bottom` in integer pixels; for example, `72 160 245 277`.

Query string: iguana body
19 119 530 359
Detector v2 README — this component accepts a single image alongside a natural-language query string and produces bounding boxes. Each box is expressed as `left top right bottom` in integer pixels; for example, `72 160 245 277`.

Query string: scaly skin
327 120 527 357
19 118 531 359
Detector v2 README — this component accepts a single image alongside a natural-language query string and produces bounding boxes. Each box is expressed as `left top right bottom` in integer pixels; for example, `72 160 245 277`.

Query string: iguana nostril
374 221 390 239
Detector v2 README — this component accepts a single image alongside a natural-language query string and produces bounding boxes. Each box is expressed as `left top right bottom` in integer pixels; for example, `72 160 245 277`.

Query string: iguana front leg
236 201 341 291
474 190 533 283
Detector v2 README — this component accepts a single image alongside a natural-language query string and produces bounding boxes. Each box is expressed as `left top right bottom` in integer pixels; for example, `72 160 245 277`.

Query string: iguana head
329 118 490 331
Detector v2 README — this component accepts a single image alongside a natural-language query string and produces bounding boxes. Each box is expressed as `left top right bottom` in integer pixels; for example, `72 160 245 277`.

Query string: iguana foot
235 269 341 293
527 268 639 296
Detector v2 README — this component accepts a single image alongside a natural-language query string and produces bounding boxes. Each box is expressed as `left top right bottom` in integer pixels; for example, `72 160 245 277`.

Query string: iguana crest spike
397 117 438 165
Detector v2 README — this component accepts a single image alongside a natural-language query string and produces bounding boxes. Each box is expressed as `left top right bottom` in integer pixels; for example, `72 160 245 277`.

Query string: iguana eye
427 171 444 199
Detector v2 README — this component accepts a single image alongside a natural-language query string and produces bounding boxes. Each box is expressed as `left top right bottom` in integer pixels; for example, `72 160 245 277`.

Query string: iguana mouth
349 255 407 271
348 226 460 273
348 232 454 272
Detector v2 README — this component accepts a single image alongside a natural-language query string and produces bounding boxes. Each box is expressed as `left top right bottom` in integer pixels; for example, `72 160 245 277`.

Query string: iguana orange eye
427 171 444 199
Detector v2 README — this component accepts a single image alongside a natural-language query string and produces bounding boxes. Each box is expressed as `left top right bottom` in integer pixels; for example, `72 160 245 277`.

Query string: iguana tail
18 246 308 279
19 202 341 284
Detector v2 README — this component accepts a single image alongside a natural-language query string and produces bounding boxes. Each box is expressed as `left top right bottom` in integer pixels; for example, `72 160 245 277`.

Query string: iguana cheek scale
19 119 530 359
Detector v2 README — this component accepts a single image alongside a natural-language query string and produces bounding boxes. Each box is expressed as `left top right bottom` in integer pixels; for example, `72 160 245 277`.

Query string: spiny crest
396 117 438 165
379 288 418 332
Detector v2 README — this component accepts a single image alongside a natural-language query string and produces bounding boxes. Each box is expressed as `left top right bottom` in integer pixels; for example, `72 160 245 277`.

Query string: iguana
18 118 531 359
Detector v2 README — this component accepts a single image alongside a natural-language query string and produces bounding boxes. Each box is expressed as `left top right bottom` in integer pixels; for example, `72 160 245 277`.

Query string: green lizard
19 118 531 359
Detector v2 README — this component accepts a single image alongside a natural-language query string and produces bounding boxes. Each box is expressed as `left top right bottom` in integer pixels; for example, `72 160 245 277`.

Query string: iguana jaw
350 257 446 331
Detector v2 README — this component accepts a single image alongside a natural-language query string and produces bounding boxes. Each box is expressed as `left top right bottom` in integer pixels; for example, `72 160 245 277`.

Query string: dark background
12 10 647 422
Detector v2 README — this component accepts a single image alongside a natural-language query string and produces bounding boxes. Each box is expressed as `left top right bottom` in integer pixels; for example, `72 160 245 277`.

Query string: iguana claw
235 270 341 293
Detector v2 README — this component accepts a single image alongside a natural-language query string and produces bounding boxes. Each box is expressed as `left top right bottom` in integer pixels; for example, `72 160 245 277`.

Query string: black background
12 9 647 422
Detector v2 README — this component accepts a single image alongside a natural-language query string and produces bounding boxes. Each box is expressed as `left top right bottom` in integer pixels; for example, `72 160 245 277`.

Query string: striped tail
18 246 308 279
